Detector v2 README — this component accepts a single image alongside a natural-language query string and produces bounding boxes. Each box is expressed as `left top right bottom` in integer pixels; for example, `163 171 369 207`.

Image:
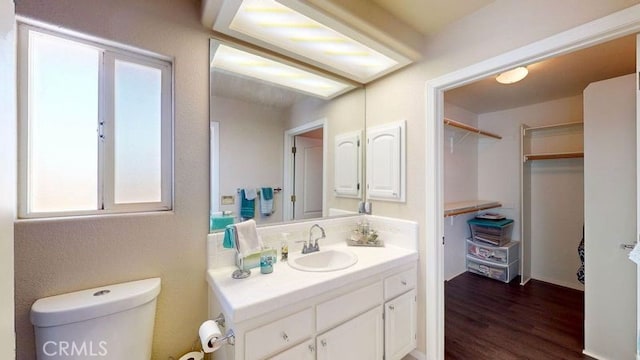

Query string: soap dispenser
280 233 289 261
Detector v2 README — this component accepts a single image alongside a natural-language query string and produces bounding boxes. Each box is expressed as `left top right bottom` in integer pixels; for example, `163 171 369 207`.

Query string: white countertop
207 243 418 323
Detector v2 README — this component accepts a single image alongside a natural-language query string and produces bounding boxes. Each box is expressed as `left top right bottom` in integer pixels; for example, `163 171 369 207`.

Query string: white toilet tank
30 278 161 360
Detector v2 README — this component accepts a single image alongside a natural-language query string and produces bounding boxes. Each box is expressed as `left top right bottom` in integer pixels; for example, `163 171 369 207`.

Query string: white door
334 131 361 198
385 289 417 360
293 136 323 219
366 121 405 201
584 73 637 359
316 306 383 360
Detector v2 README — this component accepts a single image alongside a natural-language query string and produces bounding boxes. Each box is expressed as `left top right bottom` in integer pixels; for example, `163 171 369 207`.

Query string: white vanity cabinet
316 306 384 360
269 339 316 360
384 289 417 360
208 253 418 360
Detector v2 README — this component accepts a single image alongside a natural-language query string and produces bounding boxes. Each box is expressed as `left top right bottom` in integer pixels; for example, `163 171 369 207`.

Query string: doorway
425 9 640 360
283 119 327 221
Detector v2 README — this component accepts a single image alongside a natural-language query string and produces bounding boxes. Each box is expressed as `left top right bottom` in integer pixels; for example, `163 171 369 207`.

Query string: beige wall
14 0 211 359
1 0 16 358
213 95 287 224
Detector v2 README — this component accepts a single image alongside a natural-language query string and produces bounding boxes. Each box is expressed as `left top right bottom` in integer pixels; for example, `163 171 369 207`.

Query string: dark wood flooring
445 272 593 360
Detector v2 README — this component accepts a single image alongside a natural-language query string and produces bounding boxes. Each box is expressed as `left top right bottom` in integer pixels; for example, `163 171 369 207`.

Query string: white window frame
17 21 174 218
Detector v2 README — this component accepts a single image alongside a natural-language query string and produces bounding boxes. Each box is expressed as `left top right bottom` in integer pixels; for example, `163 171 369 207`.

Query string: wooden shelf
524 151 584 162
444 118 502 140
444 200 502 217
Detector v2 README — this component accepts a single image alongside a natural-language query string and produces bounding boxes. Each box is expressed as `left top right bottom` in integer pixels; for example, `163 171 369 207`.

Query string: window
18 24 173 218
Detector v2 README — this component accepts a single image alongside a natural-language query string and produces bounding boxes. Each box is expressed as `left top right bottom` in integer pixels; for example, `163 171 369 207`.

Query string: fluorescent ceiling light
496 67 528 84
213 0 411 83
211 43 354 99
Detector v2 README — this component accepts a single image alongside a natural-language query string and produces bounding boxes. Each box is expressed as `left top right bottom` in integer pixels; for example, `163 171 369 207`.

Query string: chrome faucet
307 224 325 253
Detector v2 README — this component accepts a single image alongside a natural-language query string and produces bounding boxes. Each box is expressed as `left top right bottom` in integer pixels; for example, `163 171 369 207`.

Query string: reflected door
293 135 323 219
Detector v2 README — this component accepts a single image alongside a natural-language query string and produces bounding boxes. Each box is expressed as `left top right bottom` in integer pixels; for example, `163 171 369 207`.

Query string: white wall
212 96 287 224
0 0 16 358
478 96 585 290
443 103 478 280
14 1 211 358
584 74 637 359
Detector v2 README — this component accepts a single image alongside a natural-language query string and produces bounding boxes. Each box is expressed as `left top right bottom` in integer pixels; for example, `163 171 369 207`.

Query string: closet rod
444 118 502 139
524 152 584 161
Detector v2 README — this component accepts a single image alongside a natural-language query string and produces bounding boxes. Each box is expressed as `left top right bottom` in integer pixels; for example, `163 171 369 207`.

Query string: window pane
114 60 162 204
28 31 99 213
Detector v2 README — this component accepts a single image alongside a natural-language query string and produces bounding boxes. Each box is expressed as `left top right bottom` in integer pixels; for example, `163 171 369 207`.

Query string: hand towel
223 225 235 249
240 189 255 220
234 219 263 257
260 187 274 216
243 188 258 200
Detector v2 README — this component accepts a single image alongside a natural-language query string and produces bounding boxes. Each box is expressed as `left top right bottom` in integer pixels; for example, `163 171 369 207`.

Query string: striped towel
240 189 255 220
260 187 274 216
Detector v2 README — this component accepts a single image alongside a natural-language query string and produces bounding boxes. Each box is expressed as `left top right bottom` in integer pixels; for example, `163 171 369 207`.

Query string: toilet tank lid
30 278 161 328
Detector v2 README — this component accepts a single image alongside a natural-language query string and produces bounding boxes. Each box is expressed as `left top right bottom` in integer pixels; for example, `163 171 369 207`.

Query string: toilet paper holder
211 313 235 346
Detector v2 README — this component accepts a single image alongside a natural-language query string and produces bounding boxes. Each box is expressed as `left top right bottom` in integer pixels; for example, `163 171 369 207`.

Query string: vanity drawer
384 266 417 300
245 308 313 360
316 282 382 332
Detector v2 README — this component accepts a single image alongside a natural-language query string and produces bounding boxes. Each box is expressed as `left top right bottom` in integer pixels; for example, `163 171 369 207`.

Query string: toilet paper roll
199 320 223 353
178 351 204 360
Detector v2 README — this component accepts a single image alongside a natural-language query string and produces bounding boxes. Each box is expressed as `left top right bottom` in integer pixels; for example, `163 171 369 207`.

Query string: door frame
283 118 327 221
425 5 640 360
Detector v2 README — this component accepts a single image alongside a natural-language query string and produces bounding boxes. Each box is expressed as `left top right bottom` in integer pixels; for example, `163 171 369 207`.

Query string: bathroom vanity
206 215 418 360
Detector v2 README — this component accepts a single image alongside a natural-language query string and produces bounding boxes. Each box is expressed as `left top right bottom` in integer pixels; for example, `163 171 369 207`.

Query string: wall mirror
209 39 366 231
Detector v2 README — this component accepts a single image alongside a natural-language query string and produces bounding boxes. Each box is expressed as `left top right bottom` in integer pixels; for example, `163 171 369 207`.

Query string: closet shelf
524 151 584 162
444 200 502 217
444 118 502 140
523 121 583 134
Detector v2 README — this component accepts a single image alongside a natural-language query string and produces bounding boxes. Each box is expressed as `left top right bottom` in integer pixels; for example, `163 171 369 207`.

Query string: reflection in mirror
209 39 365 232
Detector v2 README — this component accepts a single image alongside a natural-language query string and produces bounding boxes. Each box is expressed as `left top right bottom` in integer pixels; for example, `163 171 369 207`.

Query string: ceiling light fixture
496 67 528 84
210 0 412 84
210 42 355 99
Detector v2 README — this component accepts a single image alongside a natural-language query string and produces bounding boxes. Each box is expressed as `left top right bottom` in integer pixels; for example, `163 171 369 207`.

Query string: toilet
30 278 161 360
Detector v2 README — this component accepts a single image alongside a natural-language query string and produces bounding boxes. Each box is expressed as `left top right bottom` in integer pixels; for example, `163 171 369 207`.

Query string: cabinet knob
308 344 315 352
389 305 395 310
281 332 289 342
321 339 327 347
401 280 407 285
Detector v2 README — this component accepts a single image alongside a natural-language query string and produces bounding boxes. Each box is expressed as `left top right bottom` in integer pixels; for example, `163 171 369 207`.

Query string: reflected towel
260 187 274 216
243 188 258 200
240 189 255 220
234 219 263 257
223 225 235 249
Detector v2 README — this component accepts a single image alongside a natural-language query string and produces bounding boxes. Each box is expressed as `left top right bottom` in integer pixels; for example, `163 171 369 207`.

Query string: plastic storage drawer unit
467 218 514 246
466 239 520 265
466 255 518 283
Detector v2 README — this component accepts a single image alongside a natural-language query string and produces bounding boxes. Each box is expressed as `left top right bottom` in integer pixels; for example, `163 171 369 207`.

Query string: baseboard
409 349 426 360
583 348 608 360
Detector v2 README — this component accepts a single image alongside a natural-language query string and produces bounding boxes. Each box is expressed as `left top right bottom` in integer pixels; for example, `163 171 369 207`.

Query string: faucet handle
295 240 308 253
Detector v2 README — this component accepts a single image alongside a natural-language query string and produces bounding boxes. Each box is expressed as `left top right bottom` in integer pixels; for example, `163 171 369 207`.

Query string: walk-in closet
441 34 637 359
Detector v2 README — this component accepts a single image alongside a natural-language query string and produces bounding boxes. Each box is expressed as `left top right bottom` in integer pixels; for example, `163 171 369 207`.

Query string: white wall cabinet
316 306 384 360
366 121 406 202
384 289 417 360
334 131 361 198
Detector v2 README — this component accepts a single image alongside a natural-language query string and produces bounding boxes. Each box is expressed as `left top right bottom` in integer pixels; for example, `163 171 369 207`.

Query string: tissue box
236 248 277 270
210 216 234 231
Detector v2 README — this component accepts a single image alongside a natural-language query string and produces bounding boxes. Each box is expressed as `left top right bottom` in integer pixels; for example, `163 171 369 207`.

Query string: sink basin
288 249 358 272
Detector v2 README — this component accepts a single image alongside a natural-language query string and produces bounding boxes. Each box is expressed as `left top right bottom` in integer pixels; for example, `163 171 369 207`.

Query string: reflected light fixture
211 42 354 99
496 67 528 84
211 0 411 83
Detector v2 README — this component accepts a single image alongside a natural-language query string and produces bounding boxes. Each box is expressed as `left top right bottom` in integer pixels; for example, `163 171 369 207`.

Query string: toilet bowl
30 278 161 360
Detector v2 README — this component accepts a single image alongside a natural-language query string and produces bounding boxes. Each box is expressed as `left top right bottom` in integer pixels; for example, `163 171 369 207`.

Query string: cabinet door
316 306 383 360
334 131 361 198
269 339 315 360
385 289 417 360
366 121 405 202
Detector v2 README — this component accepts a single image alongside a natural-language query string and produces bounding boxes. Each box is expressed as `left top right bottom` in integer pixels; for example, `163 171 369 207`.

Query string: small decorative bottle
280 233 289 261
